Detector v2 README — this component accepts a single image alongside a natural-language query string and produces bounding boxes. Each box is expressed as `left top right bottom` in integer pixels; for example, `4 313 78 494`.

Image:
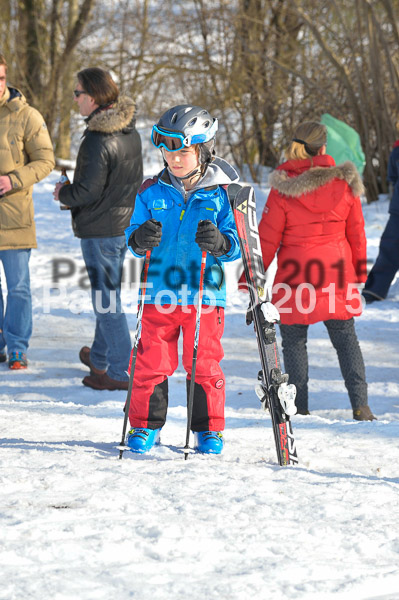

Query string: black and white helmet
151 104 218 164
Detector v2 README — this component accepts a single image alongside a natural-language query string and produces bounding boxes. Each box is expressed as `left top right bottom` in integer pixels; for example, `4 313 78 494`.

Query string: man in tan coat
0 54 55 369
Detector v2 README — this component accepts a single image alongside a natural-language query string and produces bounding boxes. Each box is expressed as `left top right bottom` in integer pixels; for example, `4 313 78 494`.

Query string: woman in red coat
259 121 375 420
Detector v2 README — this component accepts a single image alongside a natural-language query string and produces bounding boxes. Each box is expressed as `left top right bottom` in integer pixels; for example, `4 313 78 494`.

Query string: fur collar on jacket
86 95 136 134
269 161 364 198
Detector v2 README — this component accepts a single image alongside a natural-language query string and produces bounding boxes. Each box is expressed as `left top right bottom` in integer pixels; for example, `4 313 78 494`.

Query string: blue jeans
363 213 399 299
81 237 131 381
0 249 32 353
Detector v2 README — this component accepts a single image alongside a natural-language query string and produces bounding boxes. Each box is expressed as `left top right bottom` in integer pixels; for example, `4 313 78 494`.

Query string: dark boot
353 406 377 421
82 372 128 391
296 408 311 416
361 291 384 305
79 346 106 375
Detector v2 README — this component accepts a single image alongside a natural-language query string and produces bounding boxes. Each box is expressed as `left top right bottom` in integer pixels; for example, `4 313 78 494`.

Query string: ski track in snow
1 161 399 599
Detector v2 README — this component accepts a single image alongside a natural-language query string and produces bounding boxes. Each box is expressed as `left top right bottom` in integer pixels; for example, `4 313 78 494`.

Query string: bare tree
55 0 80 158
3 0 399 193
287 0 399 201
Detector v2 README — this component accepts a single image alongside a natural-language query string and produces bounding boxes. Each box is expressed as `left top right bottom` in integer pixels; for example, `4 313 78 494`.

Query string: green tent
320 113 365 174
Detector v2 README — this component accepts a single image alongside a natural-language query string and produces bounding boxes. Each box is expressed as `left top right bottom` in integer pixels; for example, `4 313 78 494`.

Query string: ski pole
119 250 151 459
184 250 207 460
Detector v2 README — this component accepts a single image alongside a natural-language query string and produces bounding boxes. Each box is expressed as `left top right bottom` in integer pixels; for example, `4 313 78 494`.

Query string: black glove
246 304 255 326
128 219 162 253
246 304 269 329
195 220 231 257
246 301 280 328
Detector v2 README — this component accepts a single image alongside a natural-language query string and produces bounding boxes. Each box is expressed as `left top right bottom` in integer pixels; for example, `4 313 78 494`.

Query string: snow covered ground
1 150 399 599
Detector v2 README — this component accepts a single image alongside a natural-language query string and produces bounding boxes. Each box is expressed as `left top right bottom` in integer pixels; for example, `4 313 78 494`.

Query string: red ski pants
128 304 225 431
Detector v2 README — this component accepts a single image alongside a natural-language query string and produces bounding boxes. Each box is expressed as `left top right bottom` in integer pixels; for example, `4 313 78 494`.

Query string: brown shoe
79 346 106 375
82 372 129 391
353 406 377 421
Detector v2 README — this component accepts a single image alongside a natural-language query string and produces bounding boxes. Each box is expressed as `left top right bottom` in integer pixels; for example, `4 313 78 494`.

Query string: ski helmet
151 104 218 164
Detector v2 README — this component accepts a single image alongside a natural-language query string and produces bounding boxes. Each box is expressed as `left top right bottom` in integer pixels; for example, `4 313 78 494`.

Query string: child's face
164 146 200 179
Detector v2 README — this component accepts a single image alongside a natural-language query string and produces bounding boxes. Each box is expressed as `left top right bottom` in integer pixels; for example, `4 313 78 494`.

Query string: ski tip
226 183 244 206
227 182 243 194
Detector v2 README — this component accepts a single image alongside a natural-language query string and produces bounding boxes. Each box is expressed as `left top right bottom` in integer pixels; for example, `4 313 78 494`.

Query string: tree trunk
56 0 79 159
21 0 46 108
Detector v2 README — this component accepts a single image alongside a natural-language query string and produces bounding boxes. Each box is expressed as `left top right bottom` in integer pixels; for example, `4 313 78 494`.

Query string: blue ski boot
127 428 161 454
194 431 224 454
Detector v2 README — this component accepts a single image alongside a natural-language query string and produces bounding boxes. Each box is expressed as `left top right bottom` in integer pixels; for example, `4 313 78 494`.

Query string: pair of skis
228 184 298 466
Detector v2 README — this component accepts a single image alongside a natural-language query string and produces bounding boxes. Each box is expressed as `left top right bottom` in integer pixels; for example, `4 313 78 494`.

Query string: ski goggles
151 120 218 152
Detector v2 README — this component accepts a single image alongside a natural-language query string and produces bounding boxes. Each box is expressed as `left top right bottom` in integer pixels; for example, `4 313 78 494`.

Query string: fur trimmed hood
87 95 136 134
269 160 365 200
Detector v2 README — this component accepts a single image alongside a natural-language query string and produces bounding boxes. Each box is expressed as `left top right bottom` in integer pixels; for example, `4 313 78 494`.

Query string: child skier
125 104 241 454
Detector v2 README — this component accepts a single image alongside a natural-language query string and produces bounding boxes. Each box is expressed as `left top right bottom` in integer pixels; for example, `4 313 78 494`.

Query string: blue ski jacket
125 157 241 307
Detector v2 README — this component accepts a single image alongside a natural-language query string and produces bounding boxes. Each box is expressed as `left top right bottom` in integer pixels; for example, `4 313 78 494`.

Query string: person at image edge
0 53 55 370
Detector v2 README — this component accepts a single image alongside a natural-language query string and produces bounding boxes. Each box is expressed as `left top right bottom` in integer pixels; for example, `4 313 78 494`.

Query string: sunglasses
73 89 87 98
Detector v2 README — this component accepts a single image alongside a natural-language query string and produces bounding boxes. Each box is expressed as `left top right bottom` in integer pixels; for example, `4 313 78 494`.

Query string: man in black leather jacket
53 67 143 390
